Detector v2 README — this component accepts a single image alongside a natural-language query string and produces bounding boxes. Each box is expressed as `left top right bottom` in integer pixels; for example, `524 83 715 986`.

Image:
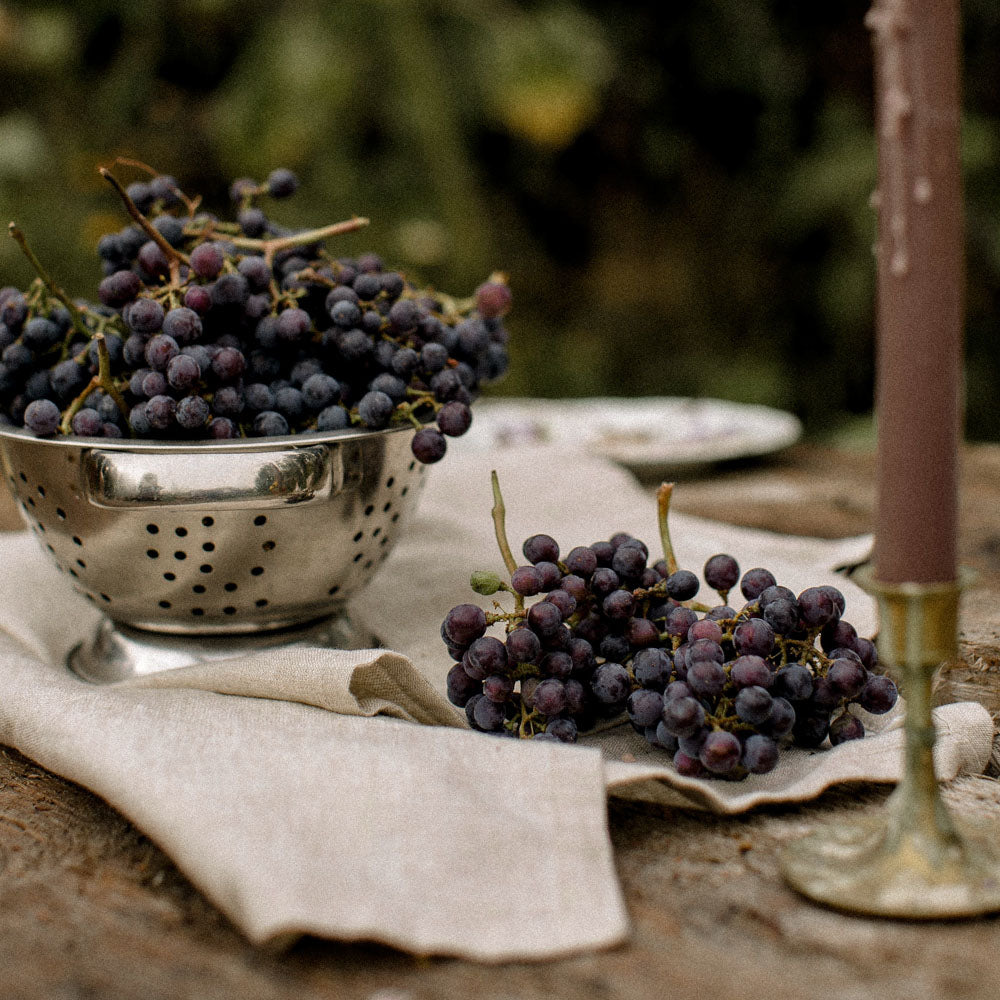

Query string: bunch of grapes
0 164 512 465
442 479 898 780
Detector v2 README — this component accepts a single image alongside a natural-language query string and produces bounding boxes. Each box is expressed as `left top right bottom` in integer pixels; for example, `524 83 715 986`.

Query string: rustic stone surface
2 444 1000 999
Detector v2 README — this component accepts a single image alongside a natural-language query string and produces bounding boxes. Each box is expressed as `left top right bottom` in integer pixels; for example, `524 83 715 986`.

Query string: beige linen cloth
0 441 992 961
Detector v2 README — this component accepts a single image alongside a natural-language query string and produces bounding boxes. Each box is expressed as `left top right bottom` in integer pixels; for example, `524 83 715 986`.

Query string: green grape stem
59 333 130 436
99 167 191 281
656 482 680 575
8 223 91 342
490 471 524 615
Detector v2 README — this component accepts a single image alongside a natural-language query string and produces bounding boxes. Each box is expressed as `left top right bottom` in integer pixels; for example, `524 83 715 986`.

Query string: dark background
0 0 997 441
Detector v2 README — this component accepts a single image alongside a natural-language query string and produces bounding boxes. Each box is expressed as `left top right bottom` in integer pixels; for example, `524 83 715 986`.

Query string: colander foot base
68 614 381 683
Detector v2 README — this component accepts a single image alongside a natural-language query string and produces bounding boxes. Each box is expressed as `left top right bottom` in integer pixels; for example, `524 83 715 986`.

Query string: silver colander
0 424 427 675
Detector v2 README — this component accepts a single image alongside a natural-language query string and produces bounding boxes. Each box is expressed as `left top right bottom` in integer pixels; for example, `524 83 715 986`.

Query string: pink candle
868 0 963 584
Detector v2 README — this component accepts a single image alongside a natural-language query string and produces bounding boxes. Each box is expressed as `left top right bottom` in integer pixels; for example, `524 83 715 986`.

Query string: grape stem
8 223 91 341
59 332 131 436
98 167 191 281
228 217 371 261
112 157 202 217
490 471 524 615
657 482 679 575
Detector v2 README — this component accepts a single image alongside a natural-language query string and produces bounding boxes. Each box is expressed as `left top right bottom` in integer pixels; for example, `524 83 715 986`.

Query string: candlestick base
782 805 1000 919
781 570 1000 919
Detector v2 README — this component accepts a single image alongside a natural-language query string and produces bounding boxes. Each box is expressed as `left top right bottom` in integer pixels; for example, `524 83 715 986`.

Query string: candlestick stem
781 571 1000 918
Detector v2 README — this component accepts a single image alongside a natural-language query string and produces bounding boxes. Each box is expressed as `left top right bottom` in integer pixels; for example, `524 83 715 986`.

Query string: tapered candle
868 0 963 584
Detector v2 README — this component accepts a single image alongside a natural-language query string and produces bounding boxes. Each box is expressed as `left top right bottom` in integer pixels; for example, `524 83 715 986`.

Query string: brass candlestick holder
781 569 1000 918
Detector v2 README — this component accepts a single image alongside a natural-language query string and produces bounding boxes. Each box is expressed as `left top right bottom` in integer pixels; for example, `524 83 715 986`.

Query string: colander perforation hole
383 501 392 513
192 584 206 594
76 559 86 570
37 522 45 533
364 504 374 517
202 542 215 552
224 582 237 592
372 527 381 538
363 559 373 570
202 516 214 527
254 515 267 526
72 536 82 547
379 536 389 547
45 543 55 555
352 552 363 563
386 477 395 488
174 551 187 560
68 568 78 579
18 472 26 483
391 513 400 523
56 508 66 520
223 606 236 616
200 564 212 574
191 608 204 617
408 461 415 472
175 527 188 537
146 524 159 534
100 594 111 603
159 600 171 609
328 585 340 596
36 486 45 498
147 549 159 559
251 566 264 576
401 486 409 497
255 598 268 608
262 540 275 551
163 571 176 581
353 531 363 542
26 497 35 508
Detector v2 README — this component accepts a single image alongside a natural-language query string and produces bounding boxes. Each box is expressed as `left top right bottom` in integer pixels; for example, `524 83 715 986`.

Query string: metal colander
0 423 427 649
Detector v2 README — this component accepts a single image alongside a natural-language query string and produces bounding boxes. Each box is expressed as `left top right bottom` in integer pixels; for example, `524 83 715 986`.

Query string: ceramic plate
464 397 802 476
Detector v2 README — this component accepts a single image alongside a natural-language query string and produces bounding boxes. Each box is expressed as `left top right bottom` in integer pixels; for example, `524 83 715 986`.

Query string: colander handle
83 443 348 510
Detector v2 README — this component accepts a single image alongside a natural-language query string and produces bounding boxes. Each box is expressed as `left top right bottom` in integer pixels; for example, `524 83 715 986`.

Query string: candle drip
866 0 912 279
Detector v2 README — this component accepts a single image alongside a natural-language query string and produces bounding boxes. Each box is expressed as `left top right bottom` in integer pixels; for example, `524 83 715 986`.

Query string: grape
252 410 289 436
540 650 572 680
602 589 635 620
740 567 776 601
632 648 672 691
798 586 836 629
773 662 813 701
446 663 482 709
687 619 723 643
729 654 772 689
742 735 779 774
317 405 349 431
734 686 773 725
161 306 202 344
437 401 472 437
527 601 562 638
827 657 868 699
666 569 699 600
627 688 664 728
612 544 646 578
687 659 726 697
699 731 742 774
506 627 541 665
660 696 704 739
590 662 630 706
829 712 865 746
176 394 210 430
483 673 514 704
267 168 299 198
793 709 831 748
357 390 395 428
673 750 706 777
167 354 201 391
763 598 799 633
858 674 898 714
190 242 224 280
411 427 447 463
546 718 578 743
534 678 567 716
70 407 102 437
704 553 739 593
144 334 179 371
444 603 487 646
511 566 543 597
23 398 60 435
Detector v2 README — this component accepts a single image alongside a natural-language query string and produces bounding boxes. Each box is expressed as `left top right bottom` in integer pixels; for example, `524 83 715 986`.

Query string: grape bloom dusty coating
442 478 898 780
2 165 512 467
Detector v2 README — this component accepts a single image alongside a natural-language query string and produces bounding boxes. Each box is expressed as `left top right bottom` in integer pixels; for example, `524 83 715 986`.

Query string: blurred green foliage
0 0 998 439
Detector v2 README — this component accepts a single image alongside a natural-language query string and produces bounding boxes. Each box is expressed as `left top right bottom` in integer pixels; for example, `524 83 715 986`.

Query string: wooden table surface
3 442 1000 1000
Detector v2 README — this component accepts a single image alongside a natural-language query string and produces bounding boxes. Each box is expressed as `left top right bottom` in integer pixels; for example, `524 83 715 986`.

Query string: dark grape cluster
1 165 512 465
443 484 897 780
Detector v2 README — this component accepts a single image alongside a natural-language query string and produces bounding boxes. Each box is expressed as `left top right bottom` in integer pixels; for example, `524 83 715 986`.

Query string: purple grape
464 636 508 680
763 598 799 634
70 407 102 437
534 678 567 716
483 673 514 704
687 659 726 697
144 333 179 371
437 401 472 437
162 306 202 344
602 589 635 620
673 750 706 777
760 696 796 737
624 688 662 729
632 648 672 691
176 394 210 430
821 618 858 653
797 586 837 629
167 353 201 391
740 567 777 600
146 394 177 431
473 695 506 732
499 632 538 673
208 417 236 439
829 712 865 745
734 685 773 725
545 589 576 620
612 544 646 578
317 406 350 431
688 638 724 664
773 662 814 701
540 650 573 680
252 410 289 436
590 662 631 706
687 619 723 643
511 565 543 596
357 390 395 428
704 553 739 593
527 601 562 638
665 605 698 638
699 731 742 774
625 616 660 648
411 427 447 463
98 270 141 307
564 546 597 577
827 657 868 699
267 167 299 197
444 603 487 646
742 734 780 774
447 664 482 706
184 285 212 314
212 347 246 382
190 242 224 280
858 674 898 714
546 717 578 743
729 654 773 689
666 569 699 600
793 709 831 748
